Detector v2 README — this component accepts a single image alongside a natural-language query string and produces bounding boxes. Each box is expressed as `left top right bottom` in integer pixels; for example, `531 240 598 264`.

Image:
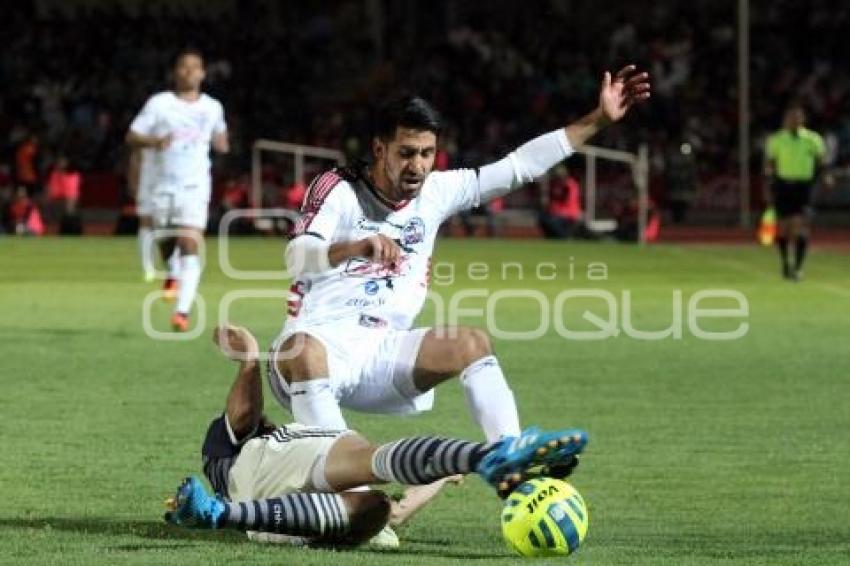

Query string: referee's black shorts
772 179 812 218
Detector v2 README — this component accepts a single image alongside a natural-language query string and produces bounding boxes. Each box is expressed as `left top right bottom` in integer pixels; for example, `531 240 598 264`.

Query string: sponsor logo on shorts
359 314 388 328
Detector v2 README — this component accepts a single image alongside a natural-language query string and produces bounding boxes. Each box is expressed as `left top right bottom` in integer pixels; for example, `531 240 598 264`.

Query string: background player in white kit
128 147 180 297
272 67 649 440
126 48 229 331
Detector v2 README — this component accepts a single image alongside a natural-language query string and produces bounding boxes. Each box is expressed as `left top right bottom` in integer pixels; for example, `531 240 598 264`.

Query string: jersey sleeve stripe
293 170 343 236
302 170 342 212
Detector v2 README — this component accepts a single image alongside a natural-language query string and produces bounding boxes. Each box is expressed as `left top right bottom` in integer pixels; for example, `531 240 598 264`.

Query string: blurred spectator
613 198 661 242
282 180 306 211
210 175 253 235
46 156 81 212
15 133 40 197
539 165 583 239
46 155 83 234
7 186 44 236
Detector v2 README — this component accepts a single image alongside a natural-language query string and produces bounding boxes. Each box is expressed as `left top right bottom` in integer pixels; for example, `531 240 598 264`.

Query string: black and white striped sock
222 493 349 537
371 436 493 485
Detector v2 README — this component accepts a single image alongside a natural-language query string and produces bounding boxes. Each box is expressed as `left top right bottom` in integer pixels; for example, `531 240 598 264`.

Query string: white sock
175 254 201 315
167 249 181 279
289 378 347 429
138 227 154 277
461 355 521 442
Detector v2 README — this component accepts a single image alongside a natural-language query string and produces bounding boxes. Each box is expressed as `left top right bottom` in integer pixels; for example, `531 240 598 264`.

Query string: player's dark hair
173 47 204 68
372 94 443 141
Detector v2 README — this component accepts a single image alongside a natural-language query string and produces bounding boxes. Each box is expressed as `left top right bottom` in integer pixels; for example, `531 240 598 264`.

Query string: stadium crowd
2 0 849 234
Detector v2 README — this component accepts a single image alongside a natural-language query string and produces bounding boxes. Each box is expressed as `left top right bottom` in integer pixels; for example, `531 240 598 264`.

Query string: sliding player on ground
164 324 586 546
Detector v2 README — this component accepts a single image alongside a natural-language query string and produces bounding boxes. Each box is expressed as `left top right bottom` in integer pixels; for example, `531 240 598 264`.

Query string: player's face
174 54 205 92
375 128 437 200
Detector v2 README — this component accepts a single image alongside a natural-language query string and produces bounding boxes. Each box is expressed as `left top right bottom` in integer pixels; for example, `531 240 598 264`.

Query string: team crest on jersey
401 217 425 246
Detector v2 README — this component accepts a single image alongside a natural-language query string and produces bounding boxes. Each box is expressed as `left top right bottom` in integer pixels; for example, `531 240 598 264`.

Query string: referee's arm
817 151 835 189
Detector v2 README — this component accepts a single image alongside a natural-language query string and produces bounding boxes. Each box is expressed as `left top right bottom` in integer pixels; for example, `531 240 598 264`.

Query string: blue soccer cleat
164 476 225 529
477 427 588 498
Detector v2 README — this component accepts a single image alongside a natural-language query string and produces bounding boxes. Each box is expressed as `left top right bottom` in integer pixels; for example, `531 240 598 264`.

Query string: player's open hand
214 324 260 363
599 65 651 124
365 234 402 268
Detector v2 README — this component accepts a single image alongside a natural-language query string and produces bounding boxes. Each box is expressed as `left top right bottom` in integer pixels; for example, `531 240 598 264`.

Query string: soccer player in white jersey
126 48 229 331
271 67 648 529
272 65 648 435
128 147 181 297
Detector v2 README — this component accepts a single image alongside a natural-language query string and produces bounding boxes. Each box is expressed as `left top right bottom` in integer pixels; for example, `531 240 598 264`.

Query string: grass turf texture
1 236 849 565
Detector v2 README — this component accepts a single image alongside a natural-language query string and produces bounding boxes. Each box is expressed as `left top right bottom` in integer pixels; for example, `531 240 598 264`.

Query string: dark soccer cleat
477 427 588 498
164 476 225 529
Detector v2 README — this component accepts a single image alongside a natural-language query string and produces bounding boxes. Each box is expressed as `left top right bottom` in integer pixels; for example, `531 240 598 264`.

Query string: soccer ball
501 478 589 557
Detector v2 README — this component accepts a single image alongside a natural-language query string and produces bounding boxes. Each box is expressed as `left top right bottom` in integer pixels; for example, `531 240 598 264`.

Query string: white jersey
286 165 480 331
138 148 156 192
129 91 226 190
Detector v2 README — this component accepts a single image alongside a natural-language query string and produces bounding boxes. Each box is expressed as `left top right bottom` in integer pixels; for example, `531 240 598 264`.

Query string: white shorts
227 423 351 502
136 180 156 217
268 319 434 416
152 183 210 230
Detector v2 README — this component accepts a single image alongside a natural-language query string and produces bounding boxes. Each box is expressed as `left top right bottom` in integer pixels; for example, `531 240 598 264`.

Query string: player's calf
365 430 586 497
414 327 520 441
165 475 359 543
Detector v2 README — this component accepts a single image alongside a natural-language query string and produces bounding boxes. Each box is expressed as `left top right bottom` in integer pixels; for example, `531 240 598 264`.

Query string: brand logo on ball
401 217 425 246
364 280 379 295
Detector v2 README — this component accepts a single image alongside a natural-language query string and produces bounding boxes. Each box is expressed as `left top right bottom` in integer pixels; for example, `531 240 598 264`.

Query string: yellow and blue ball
501 477 589 557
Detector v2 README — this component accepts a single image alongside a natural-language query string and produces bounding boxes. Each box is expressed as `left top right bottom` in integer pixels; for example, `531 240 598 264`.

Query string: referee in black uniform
764 103 832 280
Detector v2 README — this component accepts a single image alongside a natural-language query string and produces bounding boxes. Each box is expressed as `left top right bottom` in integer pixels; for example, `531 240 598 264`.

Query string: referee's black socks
795 235 809 271
776 237 790 275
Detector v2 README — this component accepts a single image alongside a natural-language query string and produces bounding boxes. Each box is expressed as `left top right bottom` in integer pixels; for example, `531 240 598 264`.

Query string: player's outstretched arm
564 65 650 149
464 65 650 209
214 324 263 439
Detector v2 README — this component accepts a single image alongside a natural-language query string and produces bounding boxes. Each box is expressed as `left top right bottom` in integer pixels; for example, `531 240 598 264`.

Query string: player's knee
277 333 328 383
340 491 391 544
178 235 199 254
457 326 492 366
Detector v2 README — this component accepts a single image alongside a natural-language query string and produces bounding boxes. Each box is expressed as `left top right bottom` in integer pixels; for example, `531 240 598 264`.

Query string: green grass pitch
1 236 849 565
